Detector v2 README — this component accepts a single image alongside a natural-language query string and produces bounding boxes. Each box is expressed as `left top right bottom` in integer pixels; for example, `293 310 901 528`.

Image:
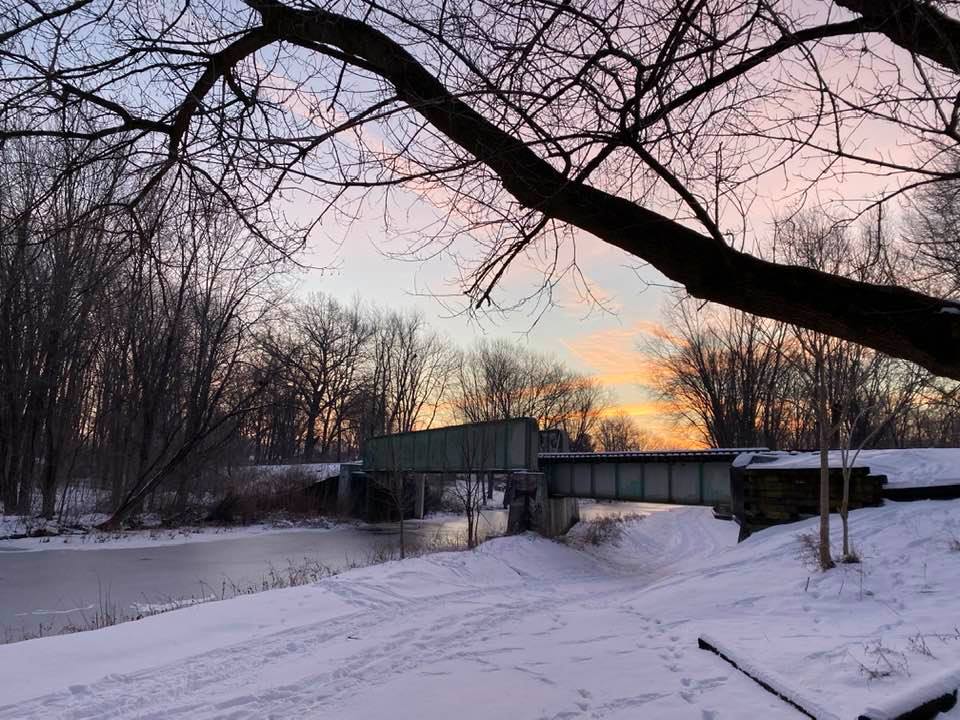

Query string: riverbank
0 502 677 643
0 510 514 642
2 501 958 719
0 515 346 552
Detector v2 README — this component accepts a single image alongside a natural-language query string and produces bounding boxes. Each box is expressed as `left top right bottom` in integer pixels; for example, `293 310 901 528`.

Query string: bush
203 468 324 525
796 530 824 570
206 492 242 524
569 513 644 547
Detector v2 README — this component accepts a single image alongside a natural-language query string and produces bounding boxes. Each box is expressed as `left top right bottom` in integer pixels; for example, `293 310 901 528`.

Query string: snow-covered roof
735 448 960 488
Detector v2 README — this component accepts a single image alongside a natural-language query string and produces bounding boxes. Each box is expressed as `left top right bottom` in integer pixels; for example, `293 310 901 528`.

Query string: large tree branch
242 1 960 378
834 0 960 74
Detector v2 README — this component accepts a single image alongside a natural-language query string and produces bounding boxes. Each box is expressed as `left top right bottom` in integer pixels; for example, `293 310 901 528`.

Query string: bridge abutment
507 473 579 538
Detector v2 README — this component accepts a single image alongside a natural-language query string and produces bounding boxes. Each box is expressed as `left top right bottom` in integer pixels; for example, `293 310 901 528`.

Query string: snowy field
1 501 959 719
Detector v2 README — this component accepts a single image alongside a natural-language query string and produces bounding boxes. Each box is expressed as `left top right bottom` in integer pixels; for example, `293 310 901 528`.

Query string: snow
2 501 960 718
239 462 344 484
0 512 111 540
737 448 960 488
0 519 344 553
643 500 960 718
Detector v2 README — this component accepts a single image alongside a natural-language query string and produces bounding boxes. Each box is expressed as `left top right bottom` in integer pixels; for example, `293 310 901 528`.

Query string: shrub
570 513 644 546
796 530 825 570
206 492 242 524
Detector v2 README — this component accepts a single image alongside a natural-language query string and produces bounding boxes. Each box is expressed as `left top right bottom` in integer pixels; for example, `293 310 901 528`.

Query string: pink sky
281 12 927 449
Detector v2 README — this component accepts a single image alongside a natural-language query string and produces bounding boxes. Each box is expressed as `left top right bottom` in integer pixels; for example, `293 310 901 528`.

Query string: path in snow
0 508 804 719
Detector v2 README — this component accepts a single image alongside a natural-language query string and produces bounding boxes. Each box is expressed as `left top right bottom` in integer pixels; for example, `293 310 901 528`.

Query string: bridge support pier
507 473 579 538
413 476 425 520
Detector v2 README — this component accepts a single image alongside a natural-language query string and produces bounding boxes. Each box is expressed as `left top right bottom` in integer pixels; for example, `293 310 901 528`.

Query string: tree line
0 141 634 525
649 207 960 567
651 210 959 453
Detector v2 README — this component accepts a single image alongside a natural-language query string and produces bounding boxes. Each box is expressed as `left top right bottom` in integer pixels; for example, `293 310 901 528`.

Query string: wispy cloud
564 320 704 447
562 320 667 387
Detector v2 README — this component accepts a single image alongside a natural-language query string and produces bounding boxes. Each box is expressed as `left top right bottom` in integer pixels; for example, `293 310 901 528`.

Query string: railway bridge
338 418 761 536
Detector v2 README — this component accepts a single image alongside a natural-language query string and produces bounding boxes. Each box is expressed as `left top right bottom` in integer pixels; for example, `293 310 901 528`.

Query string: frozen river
0 503 656 641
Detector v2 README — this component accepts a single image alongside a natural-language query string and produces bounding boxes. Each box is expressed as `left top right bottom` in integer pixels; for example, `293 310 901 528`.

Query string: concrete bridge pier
413 476 425 520
507 473 579 538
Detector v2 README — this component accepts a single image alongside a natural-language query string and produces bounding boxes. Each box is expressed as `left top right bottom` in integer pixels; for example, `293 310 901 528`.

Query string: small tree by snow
371 438 413 559
835 358 923 561
445 428 493 548
448 471 486 549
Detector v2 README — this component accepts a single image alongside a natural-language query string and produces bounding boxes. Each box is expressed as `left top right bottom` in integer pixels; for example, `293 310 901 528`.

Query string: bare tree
455 339 607 448
2 0 960 378
364 310 455 438
595 412 658 452
794 330 838 570
0 138 130 516
778 212 899 569
260 294 371 462
446 428 494 549
650 299 792 449
99 192 288 528
834 356 924 560
375 468 412 560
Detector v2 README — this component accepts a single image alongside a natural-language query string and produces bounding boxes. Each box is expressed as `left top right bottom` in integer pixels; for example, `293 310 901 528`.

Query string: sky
291 192 699 447
272 2 923 450
284 119 906 449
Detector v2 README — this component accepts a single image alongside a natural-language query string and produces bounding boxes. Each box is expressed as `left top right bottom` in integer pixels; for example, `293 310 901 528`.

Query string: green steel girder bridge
355 417 763 508
538 449 760 507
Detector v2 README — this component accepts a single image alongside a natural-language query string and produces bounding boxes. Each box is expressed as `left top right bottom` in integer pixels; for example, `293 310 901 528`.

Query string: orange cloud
563 320 668 387
564 322 706 448
598 400 705 449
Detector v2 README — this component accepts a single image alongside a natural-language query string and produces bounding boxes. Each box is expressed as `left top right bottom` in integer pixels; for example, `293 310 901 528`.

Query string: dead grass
852 640 910 680
566 513 644 547
840 545 861 564
796 530 838 571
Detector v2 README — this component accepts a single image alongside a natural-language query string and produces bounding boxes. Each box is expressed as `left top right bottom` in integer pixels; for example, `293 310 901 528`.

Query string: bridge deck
539 449 766 506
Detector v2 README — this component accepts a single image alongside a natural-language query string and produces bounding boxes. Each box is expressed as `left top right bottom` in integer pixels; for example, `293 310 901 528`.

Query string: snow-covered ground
737 448 960 488
0 519 344 553
2 501 959 719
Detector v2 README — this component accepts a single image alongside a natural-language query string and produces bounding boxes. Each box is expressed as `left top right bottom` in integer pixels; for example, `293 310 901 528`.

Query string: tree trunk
817 364 834 570
841 467 851 559
397 496 405 560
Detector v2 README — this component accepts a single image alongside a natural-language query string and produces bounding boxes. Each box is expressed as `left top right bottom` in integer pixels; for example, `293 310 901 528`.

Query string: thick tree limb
242 1 960 379
834 0 960 74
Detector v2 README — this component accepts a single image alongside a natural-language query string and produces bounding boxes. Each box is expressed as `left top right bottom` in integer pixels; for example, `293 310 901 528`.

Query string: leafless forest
3 0 960 528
